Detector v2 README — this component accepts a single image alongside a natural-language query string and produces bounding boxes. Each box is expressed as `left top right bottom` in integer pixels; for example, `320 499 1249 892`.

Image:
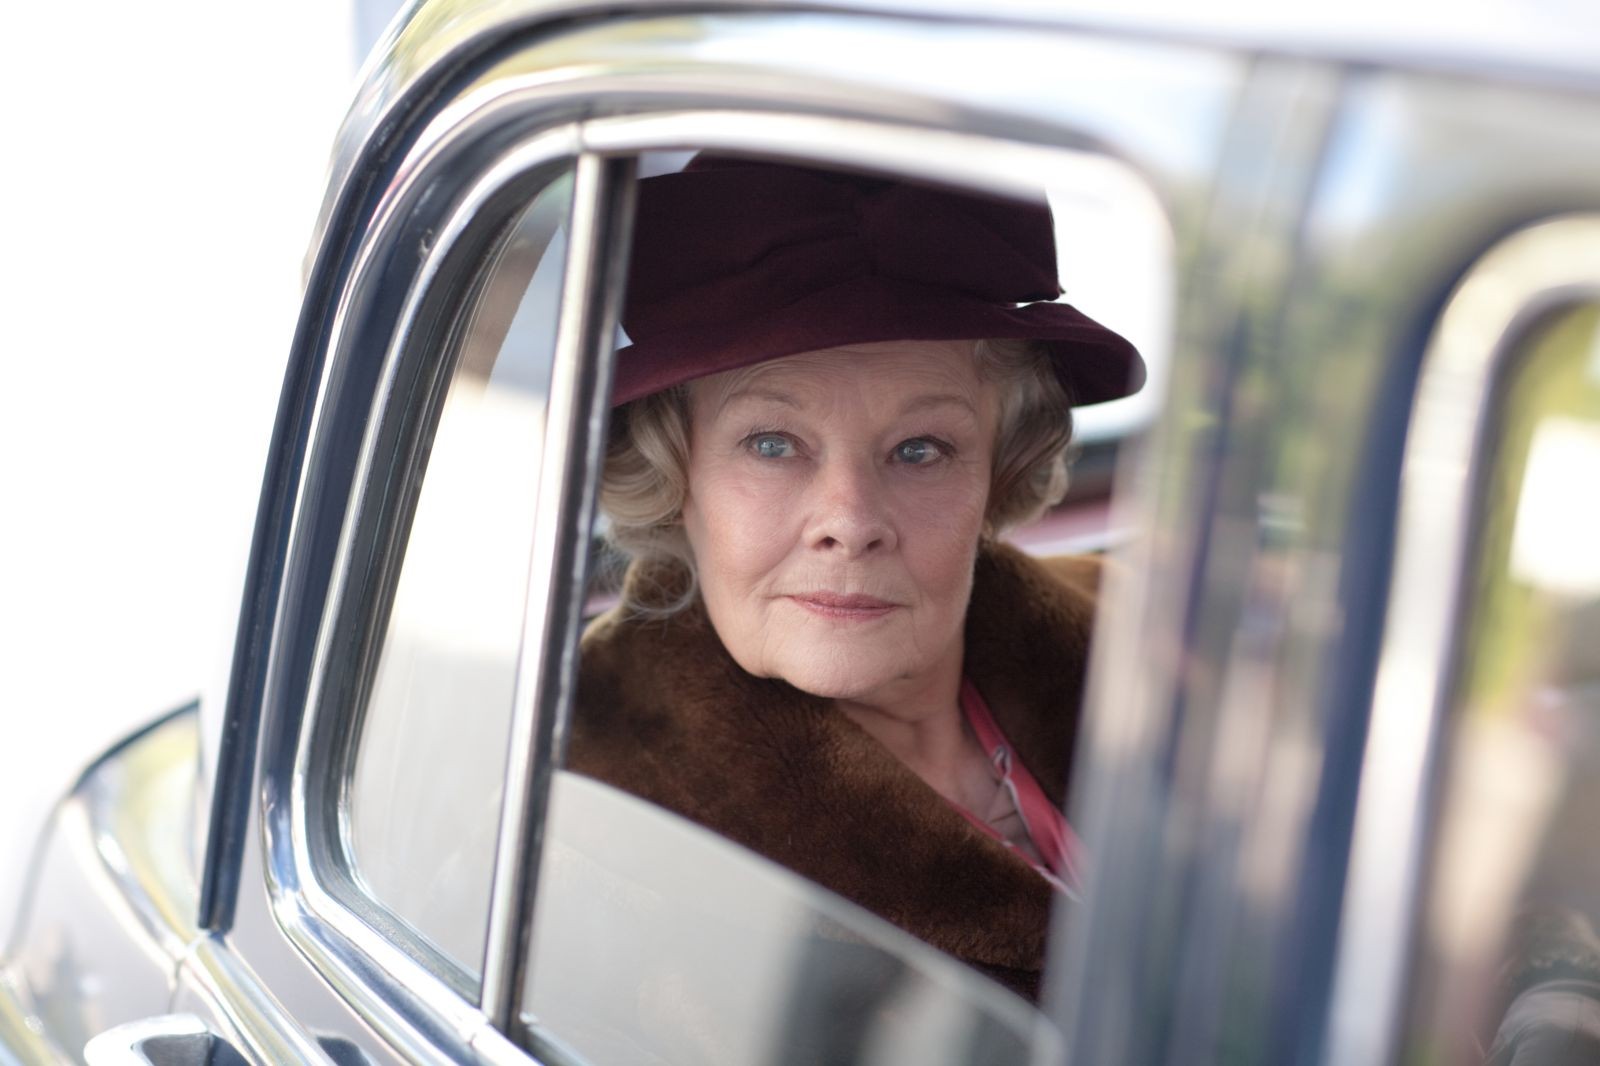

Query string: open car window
513 148 1172 1063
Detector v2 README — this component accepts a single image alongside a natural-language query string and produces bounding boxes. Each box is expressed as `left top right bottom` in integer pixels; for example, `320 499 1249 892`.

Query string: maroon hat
614 156 1144 406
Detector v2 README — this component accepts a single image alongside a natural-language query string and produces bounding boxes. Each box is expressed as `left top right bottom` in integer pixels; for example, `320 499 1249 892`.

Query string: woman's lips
786 592 900 620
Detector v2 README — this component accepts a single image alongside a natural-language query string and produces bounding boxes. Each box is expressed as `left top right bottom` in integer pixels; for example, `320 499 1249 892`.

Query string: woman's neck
837 656 988 805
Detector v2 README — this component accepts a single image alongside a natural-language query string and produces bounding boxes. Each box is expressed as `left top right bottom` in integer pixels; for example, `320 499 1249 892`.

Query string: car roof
1035 0 1600 80
305 0 1600 273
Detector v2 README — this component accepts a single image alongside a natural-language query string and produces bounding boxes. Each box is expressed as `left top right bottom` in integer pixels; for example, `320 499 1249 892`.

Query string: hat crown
623 161 1063 344
612 156 1143 407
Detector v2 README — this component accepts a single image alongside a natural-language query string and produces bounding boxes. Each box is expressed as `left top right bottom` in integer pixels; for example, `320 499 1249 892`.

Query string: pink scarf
951 678 1084 897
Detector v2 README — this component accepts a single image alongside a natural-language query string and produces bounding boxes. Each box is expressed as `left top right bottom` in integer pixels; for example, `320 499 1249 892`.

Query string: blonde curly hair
599 338 1074 610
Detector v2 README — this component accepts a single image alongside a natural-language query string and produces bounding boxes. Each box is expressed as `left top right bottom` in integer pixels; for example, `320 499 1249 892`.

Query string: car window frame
262 118 596 1065
499 113 1173 1052
276 114 1174 1062
316 155 585 996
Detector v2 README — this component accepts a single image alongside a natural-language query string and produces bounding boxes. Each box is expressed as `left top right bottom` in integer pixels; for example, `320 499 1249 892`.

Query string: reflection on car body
4 2 1600 1064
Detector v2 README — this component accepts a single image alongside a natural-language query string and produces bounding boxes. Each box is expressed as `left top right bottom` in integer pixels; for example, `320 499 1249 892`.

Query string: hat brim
612 274 1144 407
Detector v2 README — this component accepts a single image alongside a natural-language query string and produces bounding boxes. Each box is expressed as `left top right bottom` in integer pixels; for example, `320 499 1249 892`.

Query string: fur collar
569 542 1099 999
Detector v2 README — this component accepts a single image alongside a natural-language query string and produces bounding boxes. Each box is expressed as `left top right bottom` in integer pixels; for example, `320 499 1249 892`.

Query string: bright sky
0 1 361 928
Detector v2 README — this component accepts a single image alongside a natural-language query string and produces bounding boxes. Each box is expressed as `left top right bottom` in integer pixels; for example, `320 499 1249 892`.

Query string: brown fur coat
568 542 1100 1000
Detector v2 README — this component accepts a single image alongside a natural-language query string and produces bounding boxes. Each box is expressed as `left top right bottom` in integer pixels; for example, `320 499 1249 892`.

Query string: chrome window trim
478 149 635 1031
273 122 585 1066
180 936 337 1064
575 108 1149 208
319 155 579 999
1324 214 1600 1065
328 2 1141 259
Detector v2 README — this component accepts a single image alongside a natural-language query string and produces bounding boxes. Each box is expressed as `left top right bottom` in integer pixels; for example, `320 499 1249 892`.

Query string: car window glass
1400 302 1600 1060
523 772 1055 1066
519 149 1170 1062
343 169 574 985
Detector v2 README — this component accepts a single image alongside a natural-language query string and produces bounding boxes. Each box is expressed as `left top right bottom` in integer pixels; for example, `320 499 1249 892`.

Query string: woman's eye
749 433 796 459
893 438 946 465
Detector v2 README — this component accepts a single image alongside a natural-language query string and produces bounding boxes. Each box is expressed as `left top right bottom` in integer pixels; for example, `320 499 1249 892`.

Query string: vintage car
5 0 1600 1063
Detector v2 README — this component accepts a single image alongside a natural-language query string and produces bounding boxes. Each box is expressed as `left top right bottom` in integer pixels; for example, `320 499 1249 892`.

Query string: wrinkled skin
681 339 1005 803
682 339 999 708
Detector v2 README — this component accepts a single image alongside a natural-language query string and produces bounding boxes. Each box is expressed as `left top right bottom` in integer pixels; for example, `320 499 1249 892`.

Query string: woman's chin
769 652 906 701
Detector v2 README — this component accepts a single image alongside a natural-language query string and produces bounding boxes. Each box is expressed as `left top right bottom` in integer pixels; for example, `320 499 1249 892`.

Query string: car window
523 772 1055 1066
1401 299 1600 1060
514 148 1170 1063
340 167 575 986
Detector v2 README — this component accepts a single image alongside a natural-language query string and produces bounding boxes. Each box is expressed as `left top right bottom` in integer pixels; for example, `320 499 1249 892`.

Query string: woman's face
682 339 999 703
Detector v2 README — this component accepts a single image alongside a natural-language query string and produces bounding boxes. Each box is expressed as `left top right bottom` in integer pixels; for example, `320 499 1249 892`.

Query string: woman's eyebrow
717 388 802 415
714 388 976 418
900 393 978 418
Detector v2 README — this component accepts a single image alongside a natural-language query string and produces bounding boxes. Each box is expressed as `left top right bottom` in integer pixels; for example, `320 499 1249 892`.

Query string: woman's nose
804 456 897 556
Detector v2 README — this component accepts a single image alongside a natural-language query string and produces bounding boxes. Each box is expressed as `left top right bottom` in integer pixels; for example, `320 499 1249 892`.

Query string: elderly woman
569 157 1143 1001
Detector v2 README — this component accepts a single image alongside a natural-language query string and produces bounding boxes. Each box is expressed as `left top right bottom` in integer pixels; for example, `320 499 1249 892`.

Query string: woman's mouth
786 592 900 621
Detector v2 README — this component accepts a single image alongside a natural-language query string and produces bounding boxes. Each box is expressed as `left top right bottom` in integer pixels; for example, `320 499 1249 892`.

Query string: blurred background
0 0 404 926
